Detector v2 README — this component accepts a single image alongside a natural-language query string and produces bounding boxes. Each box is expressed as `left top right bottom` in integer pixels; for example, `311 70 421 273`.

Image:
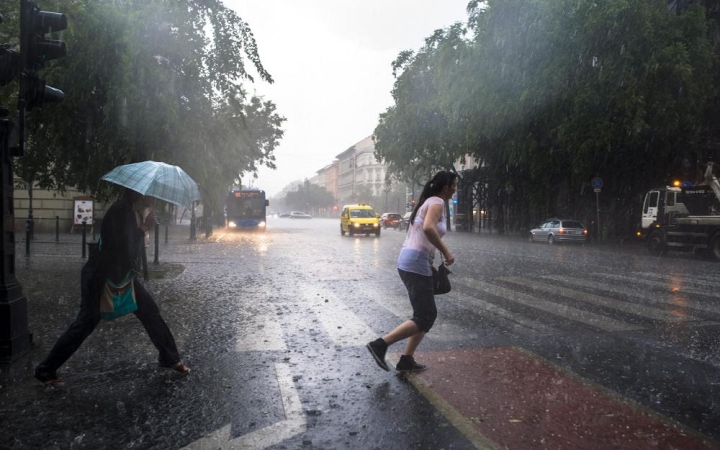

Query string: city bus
225 189 269 231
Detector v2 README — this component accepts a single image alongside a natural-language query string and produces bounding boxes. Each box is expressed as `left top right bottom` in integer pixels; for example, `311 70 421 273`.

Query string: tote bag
100 274 137 320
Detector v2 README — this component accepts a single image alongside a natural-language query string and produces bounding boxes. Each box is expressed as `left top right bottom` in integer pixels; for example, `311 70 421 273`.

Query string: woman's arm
422 203 455 265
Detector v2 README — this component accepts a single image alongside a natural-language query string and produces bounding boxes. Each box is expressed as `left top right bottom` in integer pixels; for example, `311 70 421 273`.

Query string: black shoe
366 339 389 371
34 367 64 386
395 355 426 372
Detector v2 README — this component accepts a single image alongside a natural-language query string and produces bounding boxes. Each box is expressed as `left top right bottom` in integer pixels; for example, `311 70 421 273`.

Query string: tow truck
638 162 720 260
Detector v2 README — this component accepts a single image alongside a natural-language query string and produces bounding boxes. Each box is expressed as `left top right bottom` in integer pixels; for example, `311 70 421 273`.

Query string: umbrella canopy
101 161 202 209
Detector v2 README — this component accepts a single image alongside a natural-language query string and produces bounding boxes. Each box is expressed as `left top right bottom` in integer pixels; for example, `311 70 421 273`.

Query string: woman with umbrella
35 162 197 386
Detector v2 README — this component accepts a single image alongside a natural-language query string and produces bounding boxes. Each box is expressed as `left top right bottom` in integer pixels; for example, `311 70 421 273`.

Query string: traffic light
19 0 66 110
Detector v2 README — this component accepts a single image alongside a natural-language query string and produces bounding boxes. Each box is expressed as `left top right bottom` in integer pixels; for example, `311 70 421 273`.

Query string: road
2 217 719 449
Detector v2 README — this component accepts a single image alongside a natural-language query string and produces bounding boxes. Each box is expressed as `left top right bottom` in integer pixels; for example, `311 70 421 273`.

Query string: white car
289 211 312 219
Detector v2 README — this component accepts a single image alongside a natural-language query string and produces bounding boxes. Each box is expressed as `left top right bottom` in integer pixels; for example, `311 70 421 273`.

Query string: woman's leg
132 280 181 367
35 267 101 381
402 331 426 356
395 269 436 357
382 320 419 345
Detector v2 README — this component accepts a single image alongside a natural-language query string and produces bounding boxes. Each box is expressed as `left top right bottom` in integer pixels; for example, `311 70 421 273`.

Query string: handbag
99 274 137 320
432 262 452 295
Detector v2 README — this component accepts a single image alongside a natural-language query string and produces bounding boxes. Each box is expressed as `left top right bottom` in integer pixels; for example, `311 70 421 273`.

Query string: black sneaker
395 355 426 372
366 338 389 371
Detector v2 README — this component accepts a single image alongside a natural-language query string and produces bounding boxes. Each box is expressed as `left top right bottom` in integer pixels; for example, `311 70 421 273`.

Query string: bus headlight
258 221 266 227
228 221 237 228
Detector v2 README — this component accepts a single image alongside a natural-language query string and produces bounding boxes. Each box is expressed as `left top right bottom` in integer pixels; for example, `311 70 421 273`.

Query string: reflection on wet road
7 217 719 449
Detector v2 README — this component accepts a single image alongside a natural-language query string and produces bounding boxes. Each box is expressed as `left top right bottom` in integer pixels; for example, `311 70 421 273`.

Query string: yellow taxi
340 203 381 237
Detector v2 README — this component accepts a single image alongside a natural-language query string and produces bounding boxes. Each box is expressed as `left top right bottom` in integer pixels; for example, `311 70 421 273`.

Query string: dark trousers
35 266 181 380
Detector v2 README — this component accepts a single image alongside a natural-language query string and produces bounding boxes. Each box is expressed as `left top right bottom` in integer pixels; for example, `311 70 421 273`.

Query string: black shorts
398 268 437 332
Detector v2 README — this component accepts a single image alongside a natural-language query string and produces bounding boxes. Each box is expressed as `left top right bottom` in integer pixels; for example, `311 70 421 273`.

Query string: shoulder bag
432 262 452 295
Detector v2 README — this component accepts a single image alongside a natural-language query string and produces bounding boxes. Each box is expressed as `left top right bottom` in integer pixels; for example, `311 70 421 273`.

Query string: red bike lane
397 347 717 450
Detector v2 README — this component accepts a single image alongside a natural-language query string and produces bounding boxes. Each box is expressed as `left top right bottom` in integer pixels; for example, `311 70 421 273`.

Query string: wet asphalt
1 218 719 449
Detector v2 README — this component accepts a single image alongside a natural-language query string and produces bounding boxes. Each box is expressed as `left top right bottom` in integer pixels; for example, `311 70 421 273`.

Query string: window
643 192 659 213
666 192 675 207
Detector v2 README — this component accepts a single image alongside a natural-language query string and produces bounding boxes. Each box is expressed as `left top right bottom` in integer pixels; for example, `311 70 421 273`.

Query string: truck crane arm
704 162 720 205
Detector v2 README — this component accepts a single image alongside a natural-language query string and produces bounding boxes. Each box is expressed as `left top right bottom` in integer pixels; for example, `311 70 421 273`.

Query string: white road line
235 304 287 352
455 277 643 332
502 277 702 323
632 272 720 289
301 286 378 347
445 289 556 335
181 363 305 450
545 275 720 316
597 273 720 298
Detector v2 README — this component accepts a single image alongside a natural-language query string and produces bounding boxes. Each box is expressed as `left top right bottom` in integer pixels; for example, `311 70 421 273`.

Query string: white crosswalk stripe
299 285 378 347
235 303 287 352
235 270 720 353
597 273 720 298
545 275 720 316
632 271 720 289
444 289 556 335
454 276 644 332
501 276 707 323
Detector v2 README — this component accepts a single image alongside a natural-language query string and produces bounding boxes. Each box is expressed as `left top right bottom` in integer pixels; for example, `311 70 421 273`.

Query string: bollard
92 218 96 241
25 219 31 257
154 222 160 265
190 217 196 241
55 216 59 242
81 221 87 258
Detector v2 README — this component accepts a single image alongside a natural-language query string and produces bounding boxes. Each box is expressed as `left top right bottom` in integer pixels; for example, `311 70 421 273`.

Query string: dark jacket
86 196 145 286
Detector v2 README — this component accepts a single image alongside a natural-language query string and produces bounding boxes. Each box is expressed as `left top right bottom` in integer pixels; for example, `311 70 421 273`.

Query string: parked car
279 212 291 218
380 213 403 229
528 218 588 244
398 212 412 231
289 211 312 219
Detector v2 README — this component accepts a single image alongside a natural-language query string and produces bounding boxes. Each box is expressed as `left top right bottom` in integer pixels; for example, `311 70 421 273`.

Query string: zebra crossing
234 271 720 352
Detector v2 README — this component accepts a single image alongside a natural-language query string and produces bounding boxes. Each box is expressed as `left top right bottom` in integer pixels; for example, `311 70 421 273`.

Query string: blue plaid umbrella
101 161 202 208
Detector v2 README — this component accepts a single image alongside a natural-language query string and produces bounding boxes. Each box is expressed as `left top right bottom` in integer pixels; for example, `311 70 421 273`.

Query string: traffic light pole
0 107 32 363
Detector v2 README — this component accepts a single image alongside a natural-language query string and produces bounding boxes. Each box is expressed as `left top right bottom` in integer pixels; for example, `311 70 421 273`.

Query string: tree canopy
374 0 718 234
0 0 285 214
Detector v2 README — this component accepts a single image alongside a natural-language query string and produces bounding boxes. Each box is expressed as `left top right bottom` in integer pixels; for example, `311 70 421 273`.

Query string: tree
0 0 285 214
284 180 335 213
376 0 718 235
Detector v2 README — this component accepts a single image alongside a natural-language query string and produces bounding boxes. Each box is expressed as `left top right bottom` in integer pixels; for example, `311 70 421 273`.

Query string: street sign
591 177 603 190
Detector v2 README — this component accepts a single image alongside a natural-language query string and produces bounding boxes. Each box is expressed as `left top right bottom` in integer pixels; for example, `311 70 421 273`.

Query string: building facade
334 136 387 205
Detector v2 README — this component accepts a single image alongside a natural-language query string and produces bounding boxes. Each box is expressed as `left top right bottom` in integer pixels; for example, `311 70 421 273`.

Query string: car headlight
258 221 266 227
373 223 378 227
228 221 237 228
354 222 360 227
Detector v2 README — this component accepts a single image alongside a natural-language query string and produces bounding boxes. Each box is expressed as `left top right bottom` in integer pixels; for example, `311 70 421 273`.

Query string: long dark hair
409 171 458 225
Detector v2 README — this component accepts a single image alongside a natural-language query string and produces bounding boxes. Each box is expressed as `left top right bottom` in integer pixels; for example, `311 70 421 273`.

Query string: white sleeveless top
396 196 446 276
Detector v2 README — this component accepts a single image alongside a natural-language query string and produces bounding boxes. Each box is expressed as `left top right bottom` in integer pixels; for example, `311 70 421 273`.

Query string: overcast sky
225 0 472 197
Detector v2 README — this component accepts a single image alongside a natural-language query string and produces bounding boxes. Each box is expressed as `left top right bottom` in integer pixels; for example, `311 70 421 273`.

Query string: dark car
528 218 588 244
380 213 403 229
